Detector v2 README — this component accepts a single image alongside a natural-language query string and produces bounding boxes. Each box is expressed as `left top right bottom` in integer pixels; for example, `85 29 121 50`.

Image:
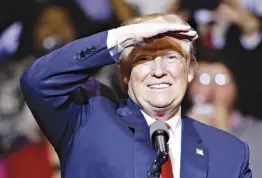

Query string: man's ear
187 67 194 83
117 63 129 92
121 75 129 85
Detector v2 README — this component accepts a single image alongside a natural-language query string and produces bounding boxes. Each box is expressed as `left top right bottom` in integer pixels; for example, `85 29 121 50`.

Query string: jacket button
80 51 85 57
85 48 91 55
74 53 80 60
90 47 96 52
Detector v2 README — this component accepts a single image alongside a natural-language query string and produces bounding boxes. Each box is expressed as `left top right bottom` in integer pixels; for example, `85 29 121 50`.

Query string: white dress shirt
141 109 182 178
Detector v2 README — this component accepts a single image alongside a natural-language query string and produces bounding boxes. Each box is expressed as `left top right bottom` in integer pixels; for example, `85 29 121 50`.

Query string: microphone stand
147 150 168 178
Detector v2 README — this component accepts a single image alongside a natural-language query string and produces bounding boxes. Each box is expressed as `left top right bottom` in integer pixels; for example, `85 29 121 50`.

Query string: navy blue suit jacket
20 31 252 178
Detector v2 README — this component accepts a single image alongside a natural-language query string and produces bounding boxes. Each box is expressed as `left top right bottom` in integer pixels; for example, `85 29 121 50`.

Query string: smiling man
20 13 251 178
125 35 196 121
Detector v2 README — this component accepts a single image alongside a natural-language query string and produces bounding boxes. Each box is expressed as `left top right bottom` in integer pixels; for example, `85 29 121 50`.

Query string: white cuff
107 29 122 61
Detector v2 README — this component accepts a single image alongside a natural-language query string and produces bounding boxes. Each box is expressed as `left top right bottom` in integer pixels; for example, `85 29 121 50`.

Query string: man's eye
165 54 185 62
138 56 152 61
165 55 179 61
133 56 153 65
140 57 149 61
167 55 177 59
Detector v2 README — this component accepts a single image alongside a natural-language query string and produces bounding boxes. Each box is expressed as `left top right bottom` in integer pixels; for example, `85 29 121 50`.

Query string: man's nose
151 57 167 78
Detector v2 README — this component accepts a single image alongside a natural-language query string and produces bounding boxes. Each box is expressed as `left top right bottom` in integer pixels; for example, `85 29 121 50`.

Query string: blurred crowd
0 0 261 177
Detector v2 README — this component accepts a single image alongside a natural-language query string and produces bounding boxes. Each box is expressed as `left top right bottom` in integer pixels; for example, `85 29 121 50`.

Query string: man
20 13 251 178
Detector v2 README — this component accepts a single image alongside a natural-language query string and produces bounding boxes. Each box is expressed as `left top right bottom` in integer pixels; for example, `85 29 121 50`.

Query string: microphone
148 121 170 178
150 120 170 154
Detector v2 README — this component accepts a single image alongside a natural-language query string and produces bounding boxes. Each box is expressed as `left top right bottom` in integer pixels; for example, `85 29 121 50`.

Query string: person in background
213 0 262 119
187 48 262 178
33 4 77 56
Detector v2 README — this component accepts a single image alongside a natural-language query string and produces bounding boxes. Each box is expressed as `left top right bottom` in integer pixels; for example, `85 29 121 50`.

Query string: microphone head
150 120 170 142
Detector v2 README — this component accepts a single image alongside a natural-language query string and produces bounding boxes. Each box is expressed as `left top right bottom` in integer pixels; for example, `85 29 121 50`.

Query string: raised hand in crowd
214 0 260 37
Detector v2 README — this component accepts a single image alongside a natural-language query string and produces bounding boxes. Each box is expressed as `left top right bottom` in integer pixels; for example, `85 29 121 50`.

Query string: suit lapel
116 98 156 178
180 117 208 178
116 99 208 178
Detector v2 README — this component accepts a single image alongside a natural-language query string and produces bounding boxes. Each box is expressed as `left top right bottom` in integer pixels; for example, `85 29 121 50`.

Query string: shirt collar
141 107 181 132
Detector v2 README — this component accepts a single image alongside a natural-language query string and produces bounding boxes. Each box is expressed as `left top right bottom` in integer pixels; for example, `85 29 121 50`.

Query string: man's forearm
20 30 116 147
21 31 116 102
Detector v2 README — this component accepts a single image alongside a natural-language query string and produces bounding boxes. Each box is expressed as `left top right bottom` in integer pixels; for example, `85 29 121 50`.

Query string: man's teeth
149 83 171 89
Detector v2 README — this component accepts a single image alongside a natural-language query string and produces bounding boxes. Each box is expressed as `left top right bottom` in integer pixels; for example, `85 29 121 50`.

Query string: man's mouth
147 83 172 89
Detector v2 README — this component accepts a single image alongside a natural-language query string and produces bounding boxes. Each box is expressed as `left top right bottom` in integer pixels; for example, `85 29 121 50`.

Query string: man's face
127 37 194 117
34 6 76 53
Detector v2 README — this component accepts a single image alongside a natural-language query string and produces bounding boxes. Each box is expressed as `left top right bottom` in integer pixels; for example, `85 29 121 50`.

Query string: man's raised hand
114 20 198 51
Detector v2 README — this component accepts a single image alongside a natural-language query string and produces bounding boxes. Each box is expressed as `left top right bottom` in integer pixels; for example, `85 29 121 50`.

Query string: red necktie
161 123 174 178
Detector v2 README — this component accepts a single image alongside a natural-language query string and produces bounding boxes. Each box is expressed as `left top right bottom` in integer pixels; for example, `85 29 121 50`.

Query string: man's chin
149 101 173 109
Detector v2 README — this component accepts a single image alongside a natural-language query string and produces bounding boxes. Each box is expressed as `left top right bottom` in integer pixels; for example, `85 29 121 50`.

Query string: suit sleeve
20 31 116 152
239 142 252 178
